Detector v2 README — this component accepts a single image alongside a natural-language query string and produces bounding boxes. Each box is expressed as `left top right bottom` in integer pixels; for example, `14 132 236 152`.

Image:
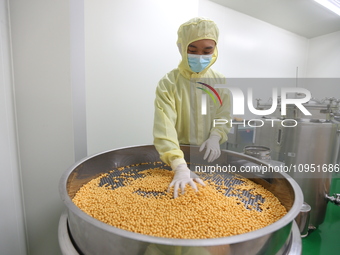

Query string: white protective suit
153 17 231 170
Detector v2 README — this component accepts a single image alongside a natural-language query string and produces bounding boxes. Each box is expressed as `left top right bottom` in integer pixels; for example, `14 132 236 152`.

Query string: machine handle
277 129 282 145
326 193 340 206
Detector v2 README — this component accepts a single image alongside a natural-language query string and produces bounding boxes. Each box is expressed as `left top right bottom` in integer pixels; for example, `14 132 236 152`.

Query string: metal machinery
59 145 303 255
253 96 340 234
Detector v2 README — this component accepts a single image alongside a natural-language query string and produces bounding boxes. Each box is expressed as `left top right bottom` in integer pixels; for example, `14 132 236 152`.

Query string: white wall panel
85 0 198 155
199 0 309 79
307 31 340 78
0 1 27 254
305 31 340 99
9 0 74 254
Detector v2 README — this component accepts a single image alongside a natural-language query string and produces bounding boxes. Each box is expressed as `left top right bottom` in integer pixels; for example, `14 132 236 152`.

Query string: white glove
199 135 221 162
168 164 205 198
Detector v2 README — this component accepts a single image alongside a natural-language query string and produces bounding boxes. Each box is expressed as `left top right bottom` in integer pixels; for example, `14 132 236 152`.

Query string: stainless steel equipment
59 145 303 255
285 97 340 121
282 119 340 228
252 118 286 162
253 96 340 232
294 202 311 238
244 145 271 160
58 210 303 255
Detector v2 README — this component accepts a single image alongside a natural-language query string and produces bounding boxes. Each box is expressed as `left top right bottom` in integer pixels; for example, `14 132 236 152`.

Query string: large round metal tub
59 145 303 255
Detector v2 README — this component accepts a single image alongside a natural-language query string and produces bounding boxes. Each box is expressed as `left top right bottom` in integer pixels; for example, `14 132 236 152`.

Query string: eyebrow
188 44 214 49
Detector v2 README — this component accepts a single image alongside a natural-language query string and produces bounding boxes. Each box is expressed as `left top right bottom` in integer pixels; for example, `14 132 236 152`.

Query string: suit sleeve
153 80 186 169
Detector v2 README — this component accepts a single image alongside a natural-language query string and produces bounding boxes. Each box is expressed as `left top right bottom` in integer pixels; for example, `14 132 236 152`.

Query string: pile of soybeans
72 164 287 239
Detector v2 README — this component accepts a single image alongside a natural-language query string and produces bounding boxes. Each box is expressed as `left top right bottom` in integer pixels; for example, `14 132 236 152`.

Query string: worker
153 17 231 198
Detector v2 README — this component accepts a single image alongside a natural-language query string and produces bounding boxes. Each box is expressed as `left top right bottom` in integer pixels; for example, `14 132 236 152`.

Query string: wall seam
6 0 30 254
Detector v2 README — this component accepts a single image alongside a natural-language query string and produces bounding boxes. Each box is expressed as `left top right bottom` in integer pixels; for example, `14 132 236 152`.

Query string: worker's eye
203 51 213 55
188 50 197 54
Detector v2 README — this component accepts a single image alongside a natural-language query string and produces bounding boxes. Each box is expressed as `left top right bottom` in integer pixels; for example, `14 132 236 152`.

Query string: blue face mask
187 54 213 73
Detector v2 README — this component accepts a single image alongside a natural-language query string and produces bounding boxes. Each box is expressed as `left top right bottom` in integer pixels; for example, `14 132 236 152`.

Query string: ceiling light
314 0 340 16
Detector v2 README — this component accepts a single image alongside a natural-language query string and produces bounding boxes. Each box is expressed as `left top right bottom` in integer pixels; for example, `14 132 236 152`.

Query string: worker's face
187 39 216 55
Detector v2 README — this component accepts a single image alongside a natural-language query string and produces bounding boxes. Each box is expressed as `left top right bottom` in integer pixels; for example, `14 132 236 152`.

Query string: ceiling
210 0 340 38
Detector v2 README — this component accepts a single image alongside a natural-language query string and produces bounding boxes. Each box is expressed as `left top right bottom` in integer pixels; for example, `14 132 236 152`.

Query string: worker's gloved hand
199 135 221 162
168 164 205 198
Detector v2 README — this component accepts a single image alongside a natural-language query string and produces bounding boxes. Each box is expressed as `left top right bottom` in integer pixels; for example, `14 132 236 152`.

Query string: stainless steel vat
254 118 340 229
281 119 340 228
58 210 303 255
59 145 303 255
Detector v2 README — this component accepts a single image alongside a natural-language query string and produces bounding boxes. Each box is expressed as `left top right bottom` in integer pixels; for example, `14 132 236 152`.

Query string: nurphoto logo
196 82 223 115
198 81 312 128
